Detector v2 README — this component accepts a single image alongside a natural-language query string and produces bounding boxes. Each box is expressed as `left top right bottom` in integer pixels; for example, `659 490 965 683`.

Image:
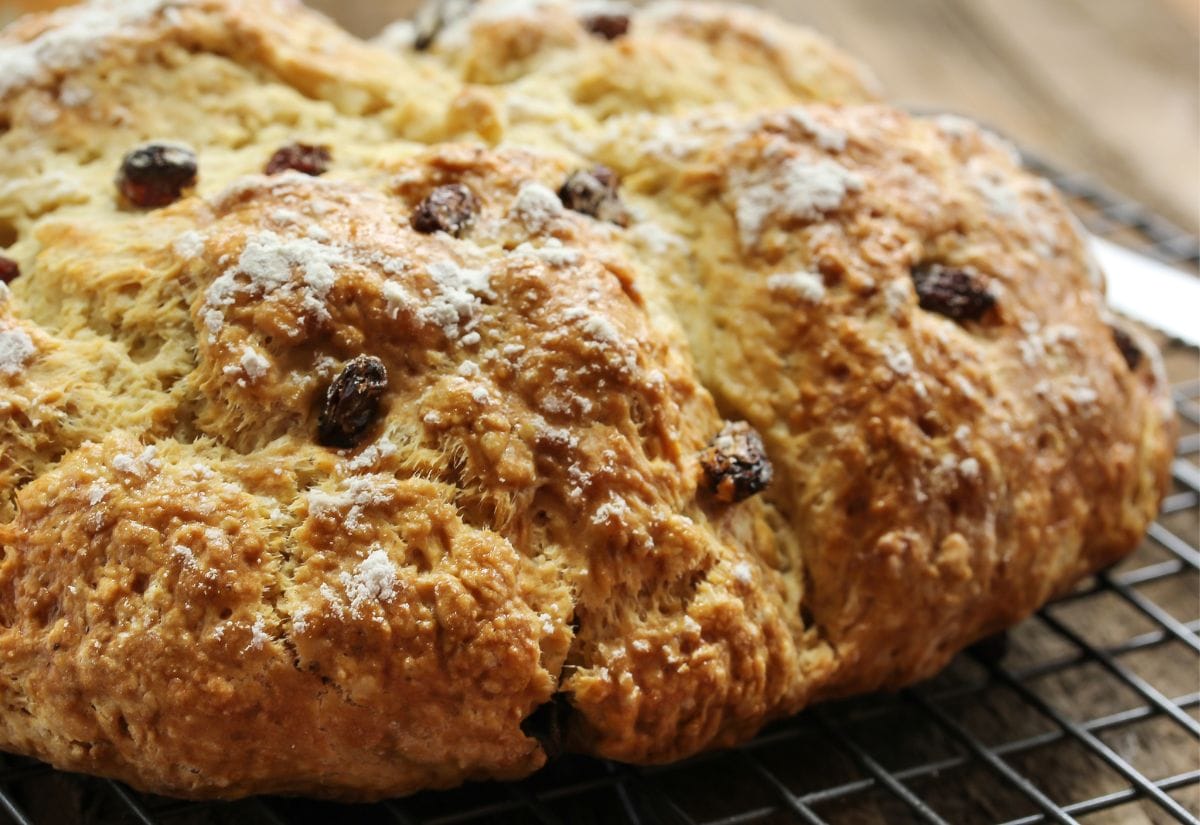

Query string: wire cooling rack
0 162 1195 825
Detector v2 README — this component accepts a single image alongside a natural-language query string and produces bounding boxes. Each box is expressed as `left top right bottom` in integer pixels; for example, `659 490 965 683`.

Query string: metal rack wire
0 162 1194 825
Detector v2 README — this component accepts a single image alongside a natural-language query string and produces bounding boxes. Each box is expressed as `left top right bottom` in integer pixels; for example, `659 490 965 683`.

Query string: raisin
911 263 995 322
582 12 630 40
1111 326 1143 371
116 142 198 209
0 256 18 285
699 421 773 504
520 693 571 759
558 166 630 226
412 184 480 237
264 143 331 177
317 355 389 448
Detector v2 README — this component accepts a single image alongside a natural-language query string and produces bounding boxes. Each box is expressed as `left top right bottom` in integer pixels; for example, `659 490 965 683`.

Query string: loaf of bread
0 0 1174 800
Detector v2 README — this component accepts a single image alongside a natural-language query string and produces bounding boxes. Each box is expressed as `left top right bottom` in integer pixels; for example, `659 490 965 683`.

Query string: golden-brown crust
583 105 1176 704
0 0 1175 800
379 0 879 108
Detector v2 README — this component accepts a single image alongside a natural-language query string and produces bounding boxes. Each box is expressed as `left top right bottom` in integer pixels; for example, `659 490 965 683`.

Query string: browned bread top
0 0 1173 800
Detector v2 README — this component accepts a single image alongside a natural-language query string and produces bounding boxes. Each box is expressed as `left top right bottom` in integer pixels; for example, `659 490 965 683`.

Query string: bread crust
0 0 1174 800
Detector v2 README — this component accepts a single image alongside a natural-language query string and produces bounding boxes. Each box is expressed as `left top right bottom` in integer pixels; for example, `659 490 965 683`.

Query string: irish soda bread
0 0 1175 800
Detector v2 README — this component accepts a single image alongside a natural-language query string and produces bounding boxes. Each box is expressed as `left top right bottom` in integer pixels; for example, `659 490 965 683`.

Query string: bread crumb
776 108 848 152
224 346 271 382
27 102 68 130
933 114 975 140
516 238 579 267
382 281 407 317
733 157 863 248
112 446 158 478
511 182 563 233
343 441 397 472
319 583 346 619
188 463 214 480
0 328 36 377
418 260 492 339
85 482 108 506
58 79 93 107
246 615 269 651
171 545 198 568
959 457 980 479
733 562 753 584
307 475 397 533
883 279 910 318
339 548 398 616
173 230 205 260
271 209 303 227
884 346 914 376
1064 378 1099 406
561 307 622 350
592 495 630 526
970 164 1021 219
767 271 825 302
629 221 687 255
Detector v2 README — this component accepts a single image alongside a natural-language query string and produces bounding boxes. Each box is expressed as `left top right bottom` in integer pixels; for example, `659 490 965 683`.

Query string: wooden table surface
308 0 1200 236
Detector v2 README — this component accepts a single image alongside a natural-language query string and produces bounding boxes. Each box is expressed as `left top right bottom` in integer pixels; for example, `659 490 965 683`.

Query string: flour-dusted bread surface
582 105 1176 706
377 0 880 114
0 0 1175 801
372 0 882 158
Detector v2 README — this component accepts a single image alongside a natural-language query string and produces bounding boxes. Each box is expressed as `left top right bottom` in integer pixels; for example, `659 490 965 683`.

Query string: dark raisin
558 166 630 226
520 693 571 759
264 143 331 177
911 263 995 322
582 12 631 40
317 355 389 448
699 421 774 504
412 184 480 237
0 256 18 285
1111 326 1143 371
116 142 198 209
